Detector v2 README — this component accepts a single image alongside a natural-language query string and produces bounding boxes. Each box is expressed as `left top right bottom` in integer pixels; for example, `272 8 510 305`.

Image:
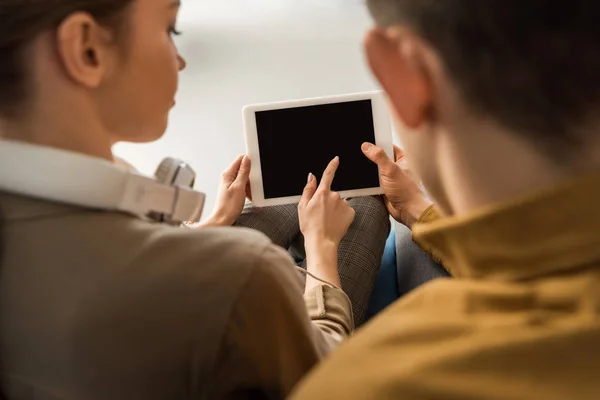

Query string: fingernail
307 173 314 183
334 156 340 163
362 143 373 152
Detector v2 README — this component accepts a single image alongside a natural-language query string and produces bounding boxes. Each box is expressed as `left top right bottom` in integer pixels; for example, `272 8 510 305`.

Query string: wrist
399 196 433 228
305 241 338 274
303 238 341 291
205 211 233 228
304 237 338 267
304 236 338 255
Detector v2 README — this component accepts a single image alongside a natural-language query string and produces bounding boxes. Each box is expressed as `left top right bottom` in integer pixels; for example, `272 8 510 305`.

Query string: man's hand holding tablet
362 143 432 228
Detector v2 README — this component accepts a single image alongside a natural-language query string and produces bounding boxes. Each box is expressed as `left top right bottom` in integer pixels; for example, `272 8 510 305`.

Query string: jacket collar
413 173 600 281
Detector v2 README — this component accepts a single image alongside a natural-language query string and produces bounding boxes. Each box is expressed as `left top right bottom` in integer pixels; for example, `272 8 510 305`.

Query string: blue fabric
395 222 450 297
365 223 451 322
365 229 400 320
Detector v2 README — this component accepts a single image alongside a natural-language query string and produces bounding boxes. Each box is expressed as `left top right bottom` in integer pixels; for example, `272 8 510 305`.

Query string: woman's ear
364 28 433 128
55 12 112 88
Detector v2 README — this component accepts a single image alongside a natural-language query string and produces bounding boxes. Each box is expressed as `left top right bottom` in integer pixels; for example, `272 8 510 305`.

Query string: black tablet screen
255 100 380 199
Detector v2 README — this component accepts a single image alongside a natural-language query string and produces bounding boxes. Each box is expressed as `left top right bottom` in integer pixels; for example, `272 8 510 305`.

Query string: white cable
295 266 341 291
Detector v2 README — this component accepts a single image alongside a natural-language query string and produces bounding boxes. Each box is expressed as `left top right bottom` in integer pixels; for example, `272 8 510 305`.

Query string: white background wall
113 0 382 216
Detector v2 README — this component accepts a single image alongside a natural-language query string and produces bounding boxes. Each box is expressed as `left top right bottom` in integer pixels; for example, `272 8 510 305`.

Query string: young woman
0 0 389 398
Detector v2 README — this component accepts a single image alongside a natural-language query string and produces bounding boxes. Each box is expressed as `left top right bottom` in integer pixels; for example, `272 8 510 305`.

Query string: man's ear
55 12 112 89
364 28 432 128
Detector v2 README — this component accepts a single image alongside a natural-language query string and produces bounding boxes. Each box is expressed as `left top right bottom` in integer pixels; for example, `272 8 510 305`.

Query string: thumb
300 173 317 207
361 142 396 175
222 155 245 186
234 155 251 186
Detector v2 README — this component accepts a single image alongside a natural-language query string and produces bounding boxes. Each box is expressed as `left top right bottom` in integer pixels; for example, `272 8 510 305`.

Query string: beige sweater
292 172 600 400
0 192 352 399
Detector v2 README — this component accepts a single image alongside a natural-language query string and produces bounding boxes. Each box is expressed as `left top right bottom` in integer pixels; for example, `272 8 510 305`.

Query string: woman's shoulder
106 214 291 276
4 191 294 284
129 216 303 285
3 191 300 300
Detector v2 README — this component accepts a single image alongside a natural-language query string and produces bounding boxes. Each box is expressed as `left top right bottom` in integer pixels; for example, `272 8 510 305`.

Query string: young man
292 1 600 399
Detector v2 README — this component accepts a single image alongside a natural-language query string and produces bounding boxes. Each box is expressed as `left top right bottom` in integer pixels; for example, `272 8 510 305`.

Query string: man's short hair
367 0 600 154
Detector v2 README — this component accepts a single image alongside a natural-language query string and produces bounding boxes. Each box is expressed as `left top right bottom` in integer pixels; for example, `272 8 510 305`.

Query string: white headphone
0 140 206 224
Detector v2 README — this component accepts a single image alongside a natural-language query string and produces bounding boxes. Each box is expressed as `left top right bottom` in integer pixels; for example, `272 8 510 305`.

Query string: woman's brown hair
0 1 135 396
0 0 136 118
0 205 4 400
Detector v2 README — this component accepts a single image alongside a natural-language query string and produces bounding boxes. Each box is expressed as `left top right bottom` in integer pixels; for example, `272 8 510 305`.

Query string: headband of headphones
0 140 205 224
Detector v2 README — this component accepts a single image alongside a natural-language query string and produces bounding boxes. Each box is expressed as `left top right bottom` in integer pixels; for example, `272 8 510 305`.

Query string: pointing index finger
318 156 339 191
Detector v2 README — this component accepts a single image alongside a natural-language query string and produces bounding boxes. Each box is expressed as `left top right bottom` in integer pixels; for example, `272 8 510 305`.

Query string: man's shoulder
293 275 600 399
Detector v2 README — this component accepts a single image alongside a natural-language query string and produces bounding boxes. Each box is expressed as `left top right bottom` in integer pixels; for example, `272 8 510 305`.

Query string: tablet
243 91 394 207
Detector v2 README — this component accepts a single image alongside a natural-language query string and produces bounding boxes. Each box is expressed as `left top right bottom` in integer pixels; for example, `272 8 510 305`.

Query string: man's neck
437 123 600 216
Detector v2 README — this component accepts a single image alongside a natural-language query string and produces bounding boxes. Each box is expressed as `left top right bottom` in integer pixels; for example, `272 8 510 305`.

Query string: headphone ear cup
149 158 199 225
159 159 196 189
149 158 182 224
155 157 179 185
